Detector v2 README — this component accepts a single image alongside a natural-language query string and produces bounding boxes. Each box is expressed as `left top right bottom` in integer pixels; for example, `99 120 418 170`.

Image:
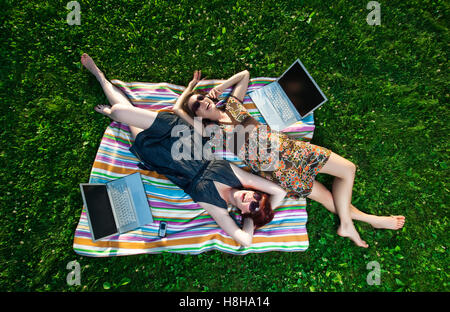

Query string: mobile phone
158 221 167 238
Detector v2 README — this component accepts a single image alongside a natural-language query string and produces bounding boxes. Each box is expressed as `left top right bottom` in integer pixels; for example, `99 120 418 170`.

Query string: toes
95 107 107 116
358 240 369 248
94 105 107 112
81 53 92 65
394 216 406 229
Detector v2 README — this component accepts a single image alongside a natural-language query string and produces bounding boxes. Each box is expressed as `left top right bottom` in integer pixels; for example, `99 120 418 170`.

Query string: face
233 190 262 214
187 94 219 120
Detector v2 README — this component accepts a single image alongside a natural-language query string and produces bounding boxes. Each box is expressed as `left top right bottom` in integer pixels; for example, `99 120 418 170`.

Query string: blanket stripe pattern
73 78 316 257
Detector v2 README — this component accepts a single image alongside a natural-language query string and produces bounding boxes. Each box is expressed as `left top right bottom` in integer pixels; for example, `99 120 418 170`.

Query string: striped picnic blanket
73 78 316 257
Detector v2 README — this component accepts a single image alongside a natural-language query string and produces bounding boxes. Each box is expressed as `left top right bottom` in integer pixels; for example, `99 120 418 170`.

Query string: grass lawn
0 0 448 292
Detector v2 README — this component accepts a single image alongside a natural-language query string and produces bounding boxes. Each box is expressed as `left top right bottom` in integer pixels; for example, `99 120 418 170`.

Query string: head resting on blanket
232 189 274 228
182 90 225 125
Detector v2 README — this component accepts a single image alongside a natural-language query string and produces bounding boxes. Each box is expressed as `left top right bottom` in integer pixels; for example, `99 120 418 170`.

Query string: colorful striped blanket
73 78 316 257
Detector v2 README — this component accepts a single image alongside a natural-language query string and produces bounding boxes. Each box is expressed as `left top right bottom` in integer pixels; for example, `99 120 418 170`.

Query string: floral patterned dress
211 95 332 198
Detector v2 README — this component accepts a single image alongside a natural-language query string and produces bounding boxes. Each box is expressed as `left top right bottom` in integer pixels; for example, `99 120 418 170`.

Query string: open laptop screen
278 61 326 117
82 184 117 240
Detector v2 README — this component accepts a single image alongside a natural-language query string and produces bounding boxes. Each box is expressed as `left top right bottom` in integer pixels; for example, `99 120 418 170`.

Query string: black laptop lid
278 61 326 117
82 184 117 240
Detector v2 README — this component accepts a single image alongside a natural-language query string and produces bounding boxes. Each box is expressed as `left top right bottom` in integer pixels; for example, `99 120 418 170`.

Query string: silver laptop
249 59 328 131
79 172 153 242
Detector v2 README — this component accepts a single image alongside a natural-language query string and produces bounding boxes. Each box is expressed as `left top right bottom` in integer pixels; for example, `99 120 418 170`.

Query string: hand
188 70 203 89
207 86 224 99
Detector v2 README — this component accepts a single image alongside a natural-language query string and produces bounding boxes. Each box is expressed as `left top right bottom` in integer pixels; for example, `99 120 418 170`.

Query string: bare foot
337 224 369 248
370 215 405 230
81 53 104 80
94 104 112 116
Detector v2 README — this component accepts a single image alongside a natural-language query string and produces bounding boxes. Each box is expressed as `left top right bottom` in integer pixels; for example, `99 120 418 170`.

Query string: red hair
241 192 274 228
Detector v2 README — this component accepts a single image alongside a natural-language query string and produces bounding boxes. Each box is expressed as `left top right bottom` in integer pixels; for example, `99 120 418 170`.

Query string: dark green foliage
0 0 448 291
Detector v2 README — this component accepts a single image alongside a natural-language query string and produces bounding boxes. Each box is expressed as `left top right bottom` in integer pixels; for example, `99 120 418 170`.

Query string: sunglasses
249 192 262 212
191 95 206 113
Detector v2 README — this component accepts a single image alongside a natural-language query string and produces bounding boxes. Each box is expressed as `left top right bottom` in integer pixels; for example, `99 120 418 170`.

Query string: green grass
0 0 448 291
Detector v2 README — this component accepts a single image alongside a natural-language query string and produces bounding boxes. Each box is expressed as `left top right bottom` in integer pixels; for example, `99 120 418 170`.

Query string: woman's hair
240 191 274 229
181 90 202 119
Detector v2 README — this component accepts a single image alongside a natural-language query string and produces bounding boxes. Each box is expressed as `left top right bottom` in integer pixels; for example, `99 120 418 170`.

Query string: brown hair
241 192 274 228
181 90 202 119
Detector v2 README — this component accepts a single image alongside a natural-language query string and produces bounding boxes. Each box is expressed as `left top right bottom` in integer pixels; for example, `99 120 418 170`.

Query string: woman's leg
81 54 148 136
307 180 406 230
81 53 133 107
316 152 368 247
94 103 156 131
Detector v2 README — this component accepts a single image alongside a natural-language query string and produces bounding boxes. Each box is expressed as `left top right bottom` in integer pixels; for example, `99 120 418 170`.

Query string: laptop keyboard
264 85 296 121
109 183 137 228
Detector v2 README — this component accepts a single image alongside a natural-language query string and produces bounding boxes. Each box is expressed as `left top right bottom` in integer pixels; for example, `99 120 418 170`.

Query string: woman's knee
347 161 357 175
340 159 356 180
321 152 356 179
